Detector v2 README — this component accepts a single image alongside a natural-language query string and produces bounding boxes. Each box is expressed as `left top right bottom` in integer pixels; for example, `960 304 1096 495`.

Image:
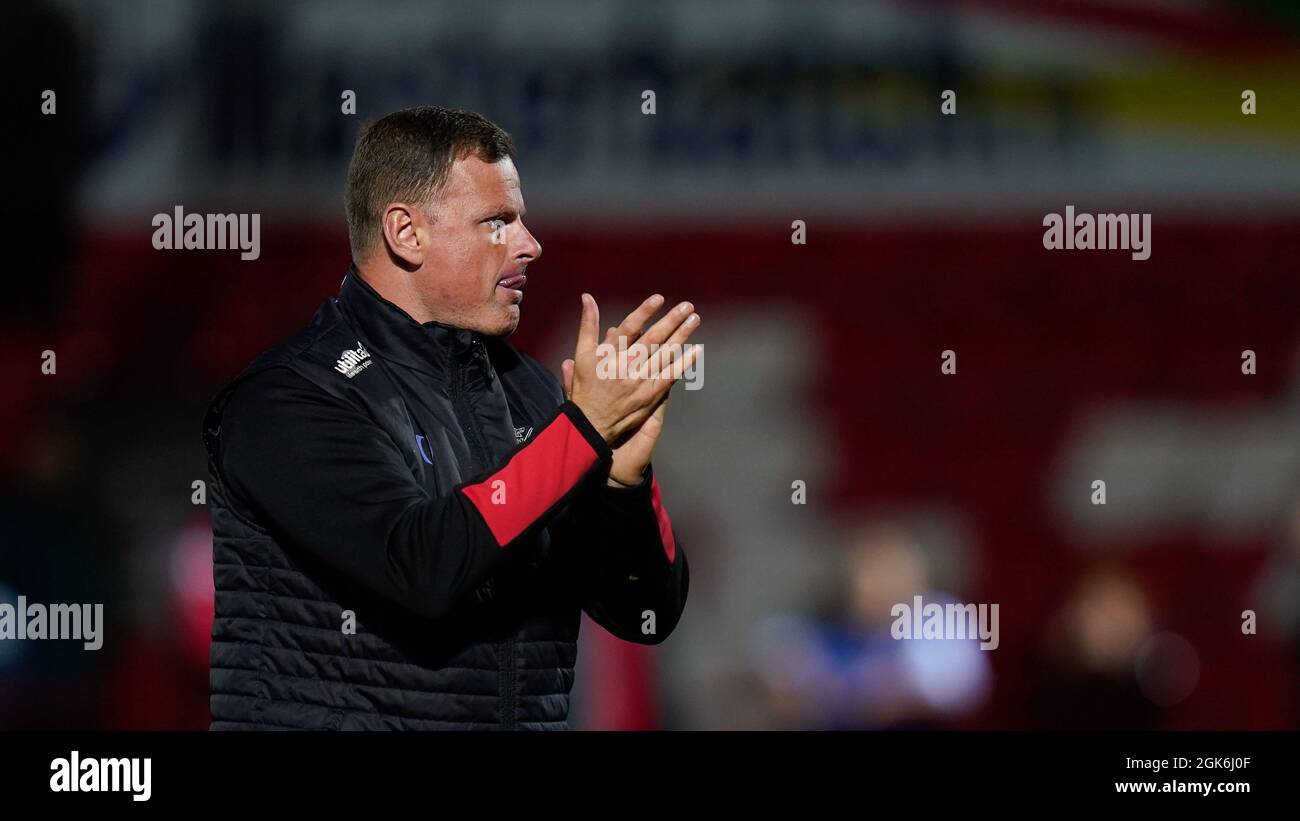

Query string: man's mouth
497 273 527 297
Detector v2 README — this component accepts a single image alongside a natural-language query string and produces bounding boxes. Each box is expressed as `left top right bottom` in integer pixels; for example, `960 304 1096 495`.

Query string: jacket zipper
450 349 490 474
450 341 517 730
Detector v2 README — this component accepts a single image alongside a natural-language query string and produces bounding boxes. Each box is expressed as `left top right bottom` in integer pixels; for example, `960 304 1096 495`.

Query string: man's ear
380 202 425 268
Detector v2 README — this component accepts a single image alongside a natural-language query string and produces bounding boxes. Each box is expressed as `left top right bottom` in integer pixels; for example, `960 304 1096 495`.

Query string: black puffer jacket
203 269 688 730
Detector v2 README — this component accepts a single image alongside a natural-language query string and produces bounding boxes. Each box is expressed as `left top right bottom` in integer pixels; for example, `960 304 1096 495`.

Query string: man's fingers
665 343 703 389
578 293 603 354
640 340 702 389
639 300 694 348
561 358 575 398
613 294 664 343
630 342 670 383
630 311 699 380
635 340 682 383
661 310 700 350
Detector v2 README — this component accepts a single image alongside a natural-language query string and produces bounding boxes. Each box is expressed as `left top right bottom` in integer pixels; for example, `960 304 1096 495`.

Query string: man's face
417 154 541 336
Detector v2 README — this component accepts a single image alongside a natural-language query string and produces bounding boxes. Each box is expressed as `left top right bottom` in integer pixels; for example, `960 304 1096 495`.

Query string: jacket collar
335 265 487 380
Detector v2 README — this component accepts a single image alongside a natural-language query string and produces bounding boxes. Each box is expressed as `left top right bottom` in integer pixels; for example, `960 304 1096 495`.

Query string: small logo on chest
334 341 372 378
514 425 534 444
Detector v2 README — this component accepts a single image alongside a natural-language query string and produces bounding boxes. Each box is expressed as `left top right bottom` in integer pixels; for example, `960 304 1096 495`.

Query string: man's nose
514 221 542 263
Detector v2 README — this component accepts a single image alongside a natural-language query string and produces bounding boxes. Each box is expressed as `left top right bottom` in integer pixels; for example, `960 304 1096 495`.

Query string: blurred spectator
751 522 991 729
1026 568 1162 730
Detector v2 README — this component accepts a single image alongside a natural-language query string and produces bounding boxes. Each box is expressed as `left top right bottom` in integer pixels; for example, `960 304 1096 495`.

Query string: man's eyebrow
480 205 525 220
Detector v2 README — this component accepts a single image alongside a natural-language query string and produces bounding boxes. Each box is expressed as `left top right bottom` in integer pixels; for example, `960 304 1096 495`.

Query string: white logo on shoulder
334 341 372 378
514 425 534 444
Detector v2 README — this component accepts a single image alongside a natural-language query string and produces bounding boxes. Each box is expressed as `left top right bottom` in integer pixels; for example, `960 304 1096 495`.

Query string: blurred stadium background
4 0 1300 729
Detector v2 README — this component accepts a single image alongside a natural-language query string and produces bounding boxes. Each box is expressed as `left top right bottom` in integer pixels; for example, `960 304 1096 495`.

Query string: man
203 106 700 730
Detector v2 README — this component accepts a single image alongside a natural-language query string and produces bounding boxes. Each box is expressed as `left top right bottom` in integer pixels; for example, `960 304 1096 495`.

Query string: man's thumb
575 293 599 353
561 358 575 398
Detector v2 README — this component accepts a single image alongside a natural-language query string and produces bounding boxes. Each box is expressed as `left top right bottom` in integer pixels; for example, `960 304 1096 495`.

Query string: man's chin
483 306 520 337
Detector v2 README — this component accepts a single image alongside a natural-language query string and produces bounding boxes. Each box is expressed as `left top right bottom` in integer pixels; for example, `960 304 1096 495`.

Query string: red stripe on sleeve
460 413 600 547
649 476 677 564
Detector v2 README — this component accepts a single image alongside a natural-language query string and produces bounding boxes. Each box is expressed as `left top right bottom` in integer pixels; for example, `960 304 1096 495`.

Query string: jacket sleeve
552 463 689 645
213 365 614 621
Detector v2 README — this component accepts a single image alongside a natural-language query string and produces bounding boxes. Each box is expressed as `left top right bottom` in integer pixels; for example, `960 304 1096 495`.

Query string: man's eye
487 218 506 231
